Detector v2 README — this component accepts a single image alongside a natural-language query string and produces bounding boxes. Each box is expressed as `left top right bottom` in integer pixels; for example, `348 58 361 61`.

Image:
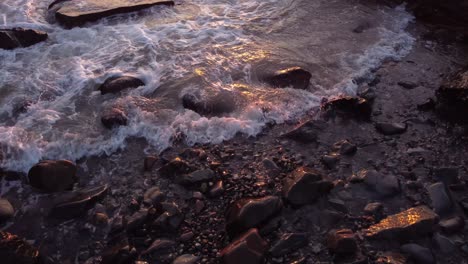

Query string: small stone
375 252 407 264
143 187 165 205
0 199 14 223
375 122 407 135
101 108 128 129
400 244 434 264
209 181 224 197
264 67 312 90
432 233 456 254
397 81 419 89
364 202 384 221
142 239 175 255
158 157 193 178
178 169 215 185
353 169 400 197
269 233 308 257
173 254 200 264
328 198 348 213
180 231 194 242
282 167 333 206
322 96 372 120
427 182 453 215
326 229 357 255
321 154 340 170
363 206 438 239
93 212 109 226
195 200 204 213
333 140 357 155
126 209 148 231
282 120 327 143
439 216 465 234
220 228 268 264
226 196 282 237
144 156 158 171
99 76 144 95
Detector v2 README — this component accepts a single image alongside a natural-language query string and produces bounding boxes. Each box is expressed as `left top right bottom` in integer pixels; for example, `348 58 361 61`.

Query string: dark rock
209 181 224 197
375 252 407 264
333 140 357 155
363 206 438 239
143 187 165 205
158 157 193 177
0 199 14 223
326 229 357 255
101 242 137 264
0 231 43 264
92 212 109 226
142 239 175 255
173 254 200 264
226 196 282 237
353 21 371 33
264 67 311 90
50 185 108 219
52 0 175 28
433 167 459 185
126 209 148 231
99 76 144 95
177 169 215 185
101 108 128 129
427 182 453 215
180 148 207 160
153 202 183 230
0 28 47 50
432 233 456 254
220 228 268 264
397 81 419 89
321 154 340 170
353 170 400 197
182 90 237 116
282 120 327 143
28 159 77 192
144 155 158 171
436 68 468 123
417 98 436 111
400 244 434 264
439 216 465 234
375 122 407 135
364 202 384 221
269 233 308 257
327 198 347 213
322 96 372 120
282 167 333 206
262 158 280 176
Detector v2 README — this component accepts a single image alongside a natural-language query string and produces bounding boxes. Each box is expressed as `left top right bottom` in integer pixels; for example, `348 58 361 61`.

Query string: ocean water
0 0 415 172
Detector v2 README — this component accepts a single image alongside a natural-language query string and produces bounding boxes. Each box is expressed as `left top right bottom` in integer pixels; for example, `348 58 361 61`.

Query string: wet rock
432 233 456 254
322 96 372 120
144 155 158 171
142 239 175 255
433 167 459 185
143 187 165 205
177 169 215 185
0 28 47 50
101 243 137 264
282 120 327 143
0 231 43 264
439 216 465 234
92 212 109 226
209 181 224 197
101 108 128 129
375 252 407 264
375 122 407 135
321 154 339 170
50 185 108 219
173 254 200 264
99 76 144 95
282 167 333 206
436 67 468 122
269 233 308 257
326 229 357 255
363 206 438 239
333 140 357 155
158 157 193 177
264 67 312 90
328 198 348 213
400 244 434 264
153 202 184 230
397 81 419 89
52 0 175 28
353 170 400 197
427 182 453 215
220 228 268 264
364 202 384 220
0 199 14 223
263 158 280 176
182 90 237 116
126 209 148 231
226 196 282 237
28 159 77 192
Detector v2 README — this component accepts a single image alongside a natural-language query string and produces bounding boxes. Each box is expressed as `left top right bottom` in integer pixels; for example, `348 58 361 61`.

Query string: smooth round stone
0 199 14 222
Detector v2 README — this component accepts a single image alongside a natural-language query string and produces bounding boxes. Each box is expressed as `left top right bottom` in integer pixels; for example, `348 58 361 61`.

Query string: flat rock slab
52 0 175 27
363 206 438 240
0 28 47 50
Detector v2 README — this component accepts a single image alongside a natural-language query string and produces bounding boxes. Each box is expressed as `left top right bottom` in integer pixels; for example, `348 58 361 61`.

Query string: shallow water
0 0 414 172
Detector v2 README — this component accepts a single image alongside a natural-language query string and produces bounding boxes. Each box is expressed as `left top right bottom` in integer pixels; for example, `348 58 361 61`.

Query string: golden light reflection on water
365 206 437 237
228 45 269 63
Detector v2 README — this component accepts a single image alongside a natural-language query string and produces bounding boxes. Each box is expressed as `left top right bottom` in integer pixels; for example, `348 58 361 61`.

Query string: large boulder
226 196 282 237
0 28 47 50
264 67 312 90
28 160 77 192
0 231 43 264
220 228 268 264
99 76 145 95
282 167 334 206
51 0 175 28
436 68 468 123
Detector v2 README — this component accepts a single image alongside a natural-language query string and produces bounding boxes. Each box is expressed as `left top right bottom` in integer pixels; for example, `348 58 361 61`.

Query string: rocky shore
1 0 468 264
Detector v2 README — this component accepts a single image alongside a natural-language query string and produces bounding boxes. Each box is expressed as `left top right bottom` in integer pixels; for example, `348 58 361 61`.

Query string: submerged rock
52 0 175 28
282 120 327 143
327 229 358 255
101 108 128 129
269 233 308 257
264 67 312 90
99 76 144 95
0 231 43 264
363 206 438 239
226 196 282 237
28 160 77 192
177 169 215 185
0 199 14 223
436 68 468 122
322 96 372 120
158 157 193 177
400 243 435 264
282 167 333 205
50 185 108 219
182 90 237 116
220 228 268 264
375 122 407 135
0 28 47 50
